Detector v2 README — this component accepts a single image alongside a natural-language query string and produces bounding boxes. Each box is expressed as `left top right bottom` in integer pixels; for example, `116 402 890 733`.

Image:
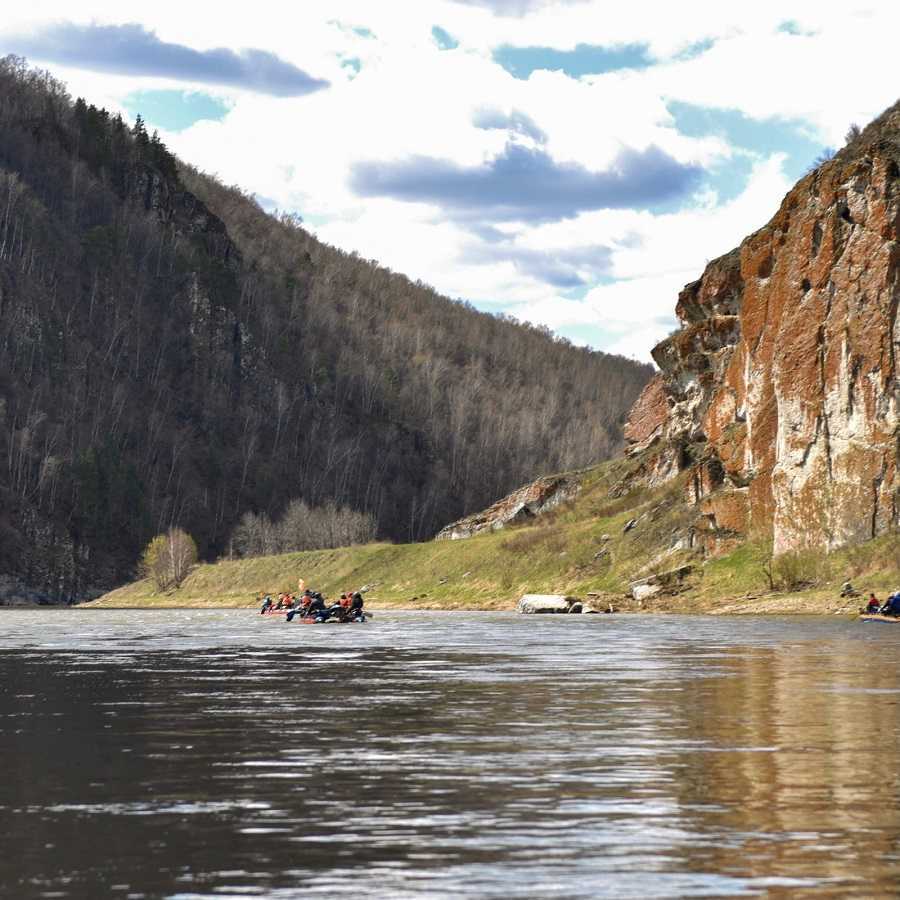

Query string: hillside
92 449 899 613
0 56 652 604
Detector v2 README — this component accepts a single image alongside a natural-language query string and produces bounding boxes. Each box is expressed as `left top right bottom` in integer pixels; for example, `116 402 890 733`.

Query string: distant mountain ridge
0 56 652 603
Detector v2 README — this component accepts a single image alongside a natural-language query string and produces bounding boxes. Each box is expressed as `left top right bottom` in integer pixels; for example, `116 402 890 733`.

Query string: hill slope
0 57 651 603
92 450 900 614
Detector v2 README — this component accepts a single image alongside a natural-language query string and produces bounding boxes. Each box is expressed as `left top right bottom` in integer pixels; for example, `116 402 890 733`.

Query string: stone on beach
516 594 571 614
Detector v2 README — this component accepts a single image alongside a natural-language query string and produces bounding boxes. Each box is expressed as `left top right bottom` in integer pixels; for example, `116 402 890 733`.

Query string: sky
1 1 896 360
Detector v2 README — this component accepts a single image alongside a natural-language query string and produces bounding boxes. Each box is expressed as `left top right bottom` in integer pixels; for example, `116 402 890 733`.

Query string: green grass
91 452 900 613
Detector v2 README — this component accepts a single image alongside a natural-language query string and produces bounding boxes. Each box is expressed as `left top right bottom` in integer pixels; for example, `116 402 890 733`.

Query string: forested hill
0 56 653 602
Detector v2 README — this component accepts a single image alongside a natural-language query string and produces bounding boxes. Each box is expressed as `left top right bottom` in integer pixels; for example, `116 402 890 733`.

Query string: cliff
626 102 900 556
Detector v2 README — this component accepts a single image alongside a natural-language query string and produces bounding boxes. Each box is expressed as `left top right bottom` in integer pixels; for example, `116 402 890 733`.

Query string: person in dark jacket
307 592 327 617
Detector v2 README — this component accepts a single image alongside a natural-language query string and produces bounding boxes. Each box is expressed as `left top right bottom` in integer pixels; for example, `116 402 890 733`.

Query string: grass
89 452 900 615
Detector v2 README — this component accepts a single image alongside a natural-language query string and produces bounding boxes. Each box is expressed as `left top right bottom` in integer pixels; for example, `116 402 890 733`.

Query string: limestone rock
516 594 570 614
436 475 580 541
625 108 900 556
629 565 694 602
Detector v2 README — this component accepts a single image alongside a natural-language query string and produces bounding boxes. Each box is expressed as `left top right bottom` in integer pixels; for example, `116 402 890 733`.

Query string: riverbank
88 541 880 618
89 457 900 616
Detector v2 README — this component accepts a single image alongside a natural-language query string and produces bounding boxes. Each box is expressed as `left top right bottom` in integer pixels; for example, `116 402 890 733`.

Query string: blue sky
122 89 231 132
0 1 893 359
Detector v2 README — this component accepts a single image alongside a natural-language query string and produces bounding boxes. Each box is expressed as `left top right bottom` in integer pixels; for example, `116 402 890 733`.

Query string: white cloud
3 1 898 363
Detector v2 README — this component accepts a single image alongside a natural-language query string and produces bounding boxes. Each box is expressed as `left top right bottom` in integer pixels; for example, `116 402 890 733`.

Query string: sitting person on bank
880 593 900 617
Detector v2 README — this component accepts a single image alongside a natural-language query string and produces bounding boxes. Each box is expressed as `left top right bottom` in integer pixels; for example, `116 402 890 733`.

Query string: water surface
2 610 899 898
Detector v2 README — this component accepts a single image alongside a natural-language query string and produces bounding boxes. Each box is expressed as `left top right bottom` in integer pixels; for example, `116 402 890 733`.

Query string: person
349 591 365 621
881 592 900 617
307 592 327 618
866 593 881 614
286 593 313 623
336 594 352 622
319 597 345 622
260 594 273 615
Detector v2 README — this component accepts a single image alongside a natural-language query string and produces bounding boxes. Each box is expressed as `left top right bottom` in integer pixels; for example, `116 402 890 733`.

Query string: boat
859 614 900 623
288 616 368 624
259 607 370 623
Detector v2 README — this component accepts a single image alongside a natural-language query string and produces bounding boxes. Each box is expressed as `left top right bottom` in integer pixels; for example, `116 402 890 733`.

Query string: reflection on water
1 610 900 898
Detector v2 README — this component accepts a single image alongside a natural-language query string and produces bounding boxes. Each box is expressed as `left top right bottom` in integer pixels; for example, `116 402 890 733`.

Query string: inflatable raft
859 614 900 623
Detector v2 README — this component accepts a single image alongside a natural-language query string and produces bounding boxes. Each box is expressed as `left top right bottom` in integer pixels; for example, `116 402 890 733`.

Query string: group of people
259 585 366 623
865 592 900 616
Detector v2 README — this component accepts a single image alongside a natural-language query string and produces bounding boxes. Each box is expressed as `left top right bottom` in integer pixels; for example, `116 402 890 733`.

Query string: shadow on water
1 610 900 898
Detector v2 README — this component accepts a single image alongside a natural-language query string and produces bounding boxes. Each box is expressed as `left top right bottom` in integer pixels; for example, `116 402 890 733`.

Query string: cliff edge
627 103 900 556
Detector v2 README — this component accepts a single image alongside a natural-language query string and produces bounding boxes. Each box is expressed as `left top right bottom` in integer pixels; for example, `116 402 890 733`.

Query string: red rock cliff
626 105 900 555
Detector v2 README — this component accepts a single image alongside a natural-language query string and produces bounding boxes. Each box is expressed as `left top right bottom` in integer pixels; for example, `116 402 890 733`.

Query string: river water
1 610 899 898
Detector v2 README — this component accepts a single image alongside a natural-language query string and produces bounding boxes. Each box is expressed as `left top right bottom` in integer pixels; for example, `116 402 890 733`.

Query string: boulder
516 594 570 614
629 565 694 602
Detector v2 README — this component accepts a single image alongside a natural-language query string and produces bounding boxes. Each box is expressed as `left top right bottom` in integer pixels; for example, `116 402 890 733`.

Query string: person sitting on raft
866 593 881 614
333 594 352 622
307 592 327 617
880 592 900 617
349 591 365 620
260 594 274 615
316 596 345 622
286 591 317 622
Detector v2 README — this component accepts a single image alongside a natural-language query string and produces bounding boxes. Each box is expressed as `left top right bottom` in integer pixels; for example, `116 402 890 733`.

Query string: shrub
231 499 377 558
762 548 821 592
140 528 198 591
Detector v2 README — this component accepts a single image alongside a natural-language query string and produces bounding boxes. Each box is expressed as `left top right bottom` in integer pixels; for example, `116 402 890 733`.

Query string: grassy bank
91 454 900 615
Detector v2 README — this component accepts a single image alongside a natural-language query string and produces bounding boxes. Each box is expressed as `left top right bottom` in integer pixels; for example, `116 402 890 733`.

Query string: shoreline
4 594 869 617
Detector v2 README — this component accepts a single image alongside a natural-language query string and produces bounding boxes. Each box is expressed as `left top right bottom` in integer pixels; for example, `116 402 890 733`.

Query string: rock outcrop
626 105 900 555
435 474 580 540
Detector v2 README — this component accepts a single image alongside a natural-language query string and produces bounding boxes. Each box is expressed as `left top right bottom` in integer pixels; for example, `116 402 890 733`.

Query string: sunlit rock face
435 475 580 540
626 107 900 555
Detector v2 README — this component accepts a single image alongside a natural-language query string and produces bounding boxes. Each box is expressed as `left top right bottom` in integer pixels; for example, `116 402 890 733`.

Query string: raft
859 614 900 623
259 607 369 623
290 616 367 624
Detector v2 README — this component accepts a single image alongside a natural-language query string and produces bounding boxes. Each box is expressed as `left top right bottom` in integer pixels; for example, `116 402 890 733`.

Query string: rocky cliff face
626 105 900 556
436 475 580 540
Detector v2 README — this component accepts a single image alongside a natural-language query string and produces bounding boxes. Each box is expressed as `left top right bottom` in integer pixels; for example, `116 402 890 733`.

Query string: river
1 609 899 898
